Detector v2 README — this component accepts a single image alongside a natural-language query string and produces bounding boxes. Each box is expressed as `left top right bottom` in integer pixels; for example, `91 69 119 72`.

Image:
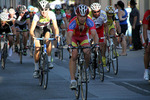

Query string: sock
71 80 76 83
34 63 39 70
48 56 51 62
145 69 148 73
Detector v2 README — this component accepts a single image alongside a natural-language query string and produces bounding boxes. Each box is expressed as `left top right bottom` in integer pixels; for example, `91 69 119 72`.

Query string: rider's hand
55 34 59 40
94 43 99 52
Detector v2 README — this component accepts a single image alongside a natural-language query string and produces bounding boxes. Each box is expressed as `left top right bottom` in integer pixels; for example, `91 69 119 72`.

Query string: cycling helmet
38 0 50 10
18 5 26 13
0 12 9 21
9 8 16 14
90 3 101 11
105 6 115 14
28 5 35 12
34 7 39 13
76 4 89 17
55 4 61 9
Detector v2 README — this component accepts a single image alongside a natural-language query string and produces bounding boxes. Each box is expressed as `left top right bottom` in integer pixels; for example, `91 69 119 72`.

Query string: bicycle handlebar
35 37 56 41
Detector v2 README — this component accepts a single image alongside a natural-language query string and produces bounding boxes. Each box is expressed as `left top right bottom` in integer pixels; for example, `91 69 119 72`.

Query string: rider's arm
52 20 59 38
90 29 99 44
115 21 121 34
30 21 37 38
63 17 68 28
67 31 73 45
104 22 109 35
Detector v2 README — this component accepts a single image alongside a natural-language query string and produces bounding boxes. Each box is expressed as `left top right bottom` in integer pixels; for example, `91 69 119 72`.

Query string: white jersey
92 10 107 28
33 11 56 28
56 13 66 20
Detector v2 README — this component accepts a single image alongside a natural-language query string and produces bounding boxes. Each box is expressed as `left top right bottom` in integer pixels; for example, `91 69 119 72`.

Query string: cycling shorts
15 23 28 31
96 25 104 43
72 35 90 47
35 25 51 38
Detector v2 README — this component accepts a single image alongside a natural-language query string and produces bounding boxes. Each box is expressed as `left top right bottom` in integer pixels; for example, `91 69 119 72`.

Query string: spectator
117 1 128 56
142 10 150 80
129 0 142 50
125 2 133 50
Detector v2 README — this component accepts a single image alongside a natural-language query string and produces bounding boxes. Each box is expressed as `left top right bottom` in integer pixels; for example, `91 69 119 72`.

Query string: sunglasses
56 9 61 11
20 12 25 14
40 8 49 11
93 10 100 14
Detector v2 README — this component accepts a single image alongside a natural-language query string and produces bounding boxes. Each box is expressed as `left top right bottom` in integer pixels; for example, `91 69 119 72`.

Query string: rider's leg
144 45 150 80
23 32 28 48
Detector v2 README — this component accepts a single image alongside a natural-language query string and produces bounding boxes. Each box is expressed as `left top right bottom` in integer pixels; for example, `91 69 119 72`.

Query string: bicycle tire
111 45 118 75
39 54 43 86
20 37 23 64
106 45 110 72
1 43 7 69
81 65 88 100
43 54 49 89
58 37 63 60
96 48 104 82
75 69 80 99
89 51 96 79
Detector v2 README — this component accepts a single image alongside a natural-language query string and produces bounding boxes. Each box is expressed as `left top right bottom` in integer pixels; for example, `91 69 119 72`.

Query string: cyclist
0 12 14 56
67 4 99 89
90 3 109 66
15 5 30 56
52 4 68 57
105 5 121 56
142 10 150 80
30 0 59 78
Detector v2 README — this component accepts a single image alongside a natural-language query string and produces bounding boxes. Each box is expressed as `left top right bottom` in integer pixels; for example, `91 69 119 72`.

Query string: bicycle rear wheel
96 48 104 82
112 45 118 75
58 37 63 60
42 54 49 89
81 66 88 100
106 45 110 72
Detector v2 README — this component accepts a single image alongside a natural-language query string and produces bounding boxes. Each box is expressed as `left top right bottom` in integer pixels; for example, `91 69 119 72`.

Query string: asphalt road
0 47 150 100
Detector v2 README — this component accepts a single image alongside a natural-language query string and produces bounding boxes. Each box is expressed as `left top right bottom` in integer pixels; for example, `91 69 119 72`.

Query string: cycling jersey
0 22 11 34
68 16 96 46
91 10 107 42
107 14 119 34
143 10 150 43
52 9 66 27
33 11 56 28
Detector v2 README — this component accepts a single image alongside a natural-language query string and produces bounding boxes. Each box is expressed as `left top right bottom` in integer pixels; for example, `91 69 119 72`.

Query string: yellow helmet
105 6 115 14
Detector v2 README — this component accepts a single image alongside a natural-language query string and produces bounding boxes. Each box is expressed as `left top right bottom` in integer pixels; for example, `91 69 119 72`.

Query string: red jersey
142 10 150 30
67 16 96 36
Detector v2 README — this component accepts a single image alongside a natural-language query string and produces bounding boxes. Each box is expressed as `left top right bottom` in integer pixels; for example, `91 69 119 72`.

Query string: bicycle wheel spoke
112 46 118 75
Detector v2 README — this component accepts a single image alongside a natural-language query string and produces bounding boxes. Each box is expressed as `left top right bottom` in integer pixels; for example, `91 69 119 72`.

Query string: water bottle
44 44 46 53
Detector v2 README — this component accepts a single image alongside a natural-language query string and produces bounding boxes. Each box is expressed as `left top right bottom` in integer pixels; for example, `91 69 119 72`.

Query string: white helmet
34 7 39 13
55 4 61 9
105 6 115 14
76 4 89 16
9 8 16 14
0 12 9 21
38 0 50 10
90 3 101 11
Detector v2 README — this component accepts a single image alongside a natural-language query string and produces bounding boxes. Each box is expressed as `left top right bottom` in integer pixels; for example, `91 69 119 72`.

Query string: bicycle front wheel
1 43 7 69
96 48 104 82
106 45 110 72
81 66 88 100
89 52 96 79
42 54 49 89
75 71 80 99
58 38 63 60
111 45 118 75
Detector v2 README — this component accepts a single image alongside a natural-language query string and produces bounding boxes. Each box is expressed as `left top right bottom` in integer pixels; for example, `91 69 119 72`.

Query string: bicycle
69 45 92 100
35 37 55 89
17 29 29 64
0 32 14 69
57 28 66 60
105 35 119 75
89 43 104 82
